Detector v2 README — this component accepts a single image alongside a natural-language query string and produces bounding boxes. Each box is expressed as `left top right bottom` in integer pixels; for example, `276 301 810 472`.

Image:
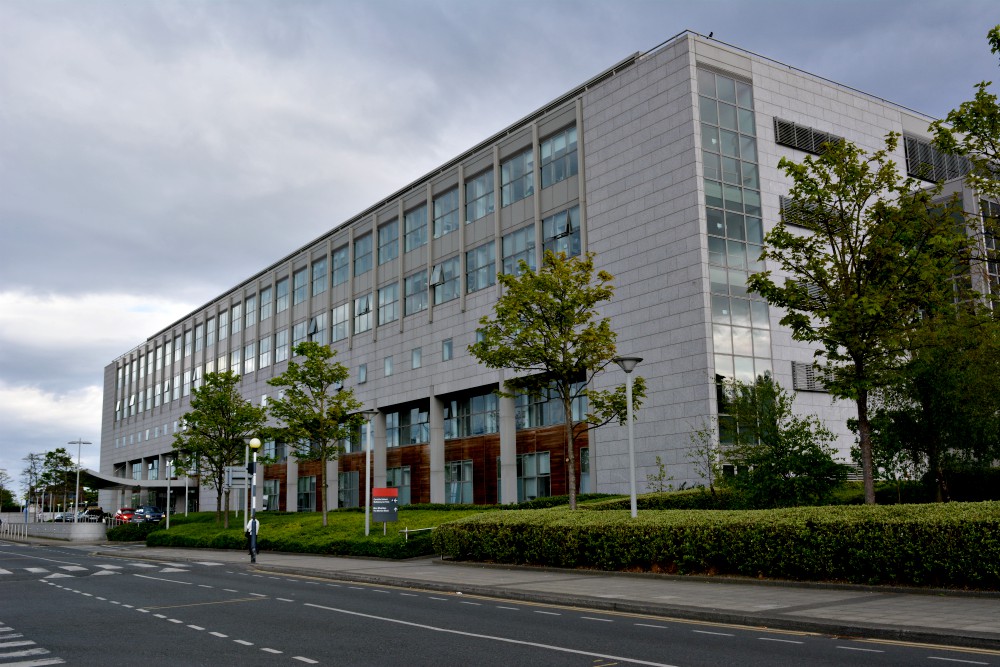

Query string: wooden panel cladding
263 463 288 512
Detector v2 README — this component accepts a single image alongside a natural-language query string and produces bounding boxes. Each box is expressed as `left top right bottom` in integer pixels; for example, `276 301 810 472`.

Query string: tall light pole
68 438 92 522
613 357 642 518
248 437 261 563
361 410 378 536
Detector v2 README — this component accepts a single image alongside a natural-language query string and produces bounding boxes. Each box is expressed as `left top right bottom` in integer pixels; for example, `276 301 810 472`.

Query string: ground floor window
444 460 473 504
262 479 279 511
338 471 359 508
297 475 316 512
517 452 551 502
579 447 590 494
386 466 411 505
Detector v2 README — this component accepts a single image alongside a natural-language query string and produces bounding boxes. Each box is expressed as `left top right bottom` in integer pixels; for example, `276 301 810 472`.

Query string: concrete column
285 454 298 512
373 411 387 488
429 393 445 504
325 459 338 511
498 393 518 504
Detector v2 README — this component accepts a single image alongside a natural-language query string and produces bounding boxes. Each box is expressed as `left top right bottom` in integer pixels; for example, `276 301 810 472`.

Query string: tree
470 250 645 510
21 452 43 516
747 134 975 504
267 341 363 527
720 374 845 508
932 25 1000 200
172 371 267 527
40 448 75 512
0 469 15 510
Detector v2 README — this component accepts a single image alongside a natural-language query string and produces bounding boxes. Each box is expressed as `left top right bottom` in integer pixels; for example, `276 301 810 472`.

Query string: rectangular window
378 283 399 326
354 293 373 333
259 286 272 321
165 340 174 367
297 475 316 512
308 313 326 344
431 256 461 305
337 471 358 508
465 170 494 222
183 369 192 396
774 118 841 156
540 125 578 189
354 233 373 276
276 277 289 313
259 336 271 368
292 268 308 305
358 363 367 384
384 355 393 377
378 220 399 265
332 245 349 286
444 460 474 504
466 241 496 293
331 303 349 342
194 324 204 353
263 479 279 512
501 147 534 206
292 320 308 348
230 350 240 376
244 295 256 329
412 347 421 369
231 304 242 335
155 345 164 370
404 204 427 252
312 257 328 297
148 460 159 481
386 406 429 446
184 329 193 357
442 338 453 361
244 342 256 374
516 452 551 502
580 448 590 494
275 329 289 363
404 271 428 315
542 205 581 258
386 466 411 505
502 225 536 275
433 188 459 238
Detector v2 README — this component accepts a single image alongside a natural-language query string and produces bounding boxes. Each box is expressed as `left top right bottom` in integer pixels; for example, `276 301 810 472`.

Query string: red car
113 508 135 523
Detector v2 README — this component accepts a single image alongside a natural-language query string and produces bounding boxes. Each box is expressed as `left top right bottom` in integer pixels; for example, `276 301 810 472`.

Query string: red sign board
372 487 399 522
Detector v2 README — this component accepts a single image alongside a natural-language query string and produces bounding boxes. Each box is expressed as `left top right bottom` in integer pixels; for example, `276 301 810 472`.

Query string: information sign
371 487 399 523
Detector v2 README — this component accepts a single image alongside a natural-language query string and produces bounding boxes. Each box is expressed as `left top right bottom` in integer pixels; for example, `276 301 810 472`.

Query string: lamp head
613 356 643 374
248 437 262 452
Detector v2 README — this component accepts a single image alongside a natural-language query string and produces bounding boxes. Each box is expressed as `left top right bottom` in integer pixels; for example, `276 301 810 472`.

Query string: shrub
107 521 164 542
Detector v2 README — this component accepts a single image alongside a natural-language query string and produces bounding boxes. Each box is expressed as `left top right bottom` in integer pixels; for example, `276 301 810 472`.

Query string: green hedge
107 521 164 541
431 502 1000 588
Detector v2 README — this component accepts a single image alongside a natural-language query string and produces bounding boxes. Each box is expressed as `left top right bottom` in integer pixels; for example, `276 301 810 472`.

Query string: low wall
0 515 106 542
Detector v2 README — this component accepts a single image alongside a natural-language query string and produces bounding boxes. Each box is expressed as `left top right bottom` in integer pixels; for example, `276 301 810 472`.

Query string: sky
1 0 997 492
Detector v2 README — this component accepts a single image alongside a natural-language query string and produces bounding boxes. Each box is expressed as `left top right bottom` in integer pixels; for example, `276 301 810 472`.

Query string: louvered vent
774 118 842 155
779 196 823 228
792 361 828 392
903 135 972 183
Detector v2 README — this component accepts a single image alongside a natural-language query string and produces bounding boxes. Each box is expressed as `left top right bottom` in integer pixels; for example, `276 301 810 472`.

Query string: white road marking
305 603 680 667
693 630 733 637
758 637 803 645
261 648 282 654
927 658 988 665
210 632 228 638
292 658 319 664
234 640 253 646
837 646 884 653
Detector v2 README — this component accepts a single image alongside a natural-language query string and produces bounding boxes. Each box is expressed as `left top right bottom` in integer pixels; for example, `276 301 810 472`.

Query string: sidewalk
85 543 1000 651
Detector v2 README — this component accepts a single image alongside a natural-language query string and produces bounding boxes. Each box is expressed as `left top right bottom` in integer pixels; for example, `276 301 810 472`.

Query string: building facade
98 31 985 514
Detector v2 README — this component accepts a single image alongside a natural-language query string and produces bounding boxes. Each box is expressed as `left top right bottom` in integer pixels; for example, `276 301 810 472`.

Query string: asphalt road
1 541 998 666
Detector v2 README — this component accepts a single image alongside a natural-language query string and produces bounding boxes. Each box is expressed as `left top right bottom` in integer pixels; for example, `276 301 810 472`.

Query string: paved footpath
83 544 1000 651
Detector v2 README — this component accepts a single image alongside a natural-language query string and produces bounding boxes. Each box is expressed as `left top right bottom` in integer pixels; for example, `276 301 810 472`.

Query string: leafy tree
645 456 674 493
688 420 723 497
932 25 1000 200
862 309 1000 501
40 448 75 513
720 374 845 508
267 341 363 527
172 371 267 527
0 469 15 510
747 134 975 504
470 250 645 510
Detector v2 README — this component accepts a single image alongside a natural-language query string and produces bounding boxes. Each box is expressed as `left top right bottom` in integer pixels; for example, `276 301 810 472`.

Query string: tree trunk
565 397 577 511
856 388 876 504
321 460 328 528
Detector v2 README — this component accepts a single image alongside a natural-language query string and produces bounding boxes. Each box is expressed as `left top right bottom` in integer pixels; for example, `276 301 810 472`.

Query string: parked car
78 508 105 522
52 512 75 522
132 505 165 523
112 507 135 523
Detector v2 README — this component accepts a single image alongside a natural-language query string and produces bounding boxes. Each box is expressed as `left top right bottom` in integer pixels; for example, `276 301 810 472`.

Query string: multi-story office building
97 30 985 513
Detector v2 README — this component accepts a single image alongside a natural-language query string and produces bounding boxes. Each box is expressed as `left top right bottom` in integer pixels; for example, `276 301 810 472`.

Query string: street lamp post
68 438 92 522
248 438 262 563
361 410 378 537
613 357 642 519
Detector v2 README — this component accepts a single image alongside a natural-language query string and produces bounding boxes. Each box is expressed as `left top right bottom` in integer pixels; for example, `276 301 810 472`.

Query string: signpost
371 487 398 535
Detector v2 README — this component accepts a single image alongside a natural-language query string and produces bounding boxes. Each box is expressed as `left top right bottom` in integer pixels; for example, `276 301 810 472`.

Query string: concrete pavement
78 543 1000 652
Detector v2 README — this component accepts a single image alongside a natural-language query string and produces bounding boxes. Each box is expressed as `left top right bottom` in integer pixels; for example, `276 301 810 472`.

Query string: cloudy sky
1 0 997 490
